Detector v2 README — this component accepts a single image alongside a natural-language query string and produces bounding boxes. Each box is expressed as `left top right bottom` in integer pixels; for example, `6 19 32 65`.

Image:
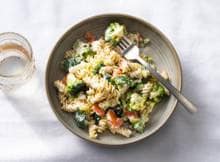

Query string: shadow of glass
4 69 66 138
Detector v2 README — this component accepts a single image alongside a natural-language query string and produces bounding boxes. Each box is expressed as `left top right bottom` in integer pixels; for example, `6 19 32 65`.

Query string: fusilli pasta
54 22 169 139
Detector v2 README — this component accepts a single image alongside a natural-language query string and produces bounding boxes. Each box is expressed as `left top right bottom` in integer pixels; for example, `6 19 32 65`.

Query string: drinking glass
0 32 35 90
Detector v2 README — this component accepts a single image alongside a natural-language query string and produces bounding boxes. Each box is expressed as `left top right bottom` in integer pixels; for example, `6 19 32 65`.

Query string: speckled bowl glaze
46 14 182 146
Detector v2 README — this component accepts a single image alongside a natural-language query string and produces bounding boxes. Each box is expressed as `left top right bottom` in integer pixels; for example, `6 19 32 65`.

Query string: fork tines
117 36 133 54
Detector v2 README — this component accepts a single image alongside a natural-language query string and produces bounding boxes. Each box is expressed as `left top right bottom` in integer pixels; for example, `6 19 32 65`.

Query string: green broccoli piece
111 75 135 87
61 41 96 72
74 111 88 129
134 83 144 92
74 41 96 60
132 108 150 133
66 83 87 96
128 93 147 111
61 58 81 72
133 120 145 133
119 91 131 110
92 61 104 74
149 83 166 103
104 22 126 45
65 74 87 96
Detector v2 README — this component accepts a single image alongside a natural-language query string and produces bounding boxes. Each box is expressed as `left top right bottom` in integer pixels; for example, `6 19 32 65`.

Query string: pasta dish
54 22 169 139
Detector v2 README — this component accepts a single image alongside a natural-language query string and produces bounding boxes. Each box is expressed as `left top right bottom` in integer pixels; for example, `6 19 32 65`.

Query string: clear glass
0 32 35 90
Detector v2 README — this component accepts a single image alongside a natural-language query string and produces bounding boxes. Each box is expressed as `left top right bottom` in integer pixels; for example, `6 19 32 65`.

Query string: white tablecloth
0 0 219 161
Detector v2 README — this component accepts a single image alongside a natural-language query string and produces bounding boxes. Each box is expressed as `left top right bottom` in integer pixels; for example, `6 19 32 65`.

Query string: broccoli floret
134 83 144 92
66 83 86 96
61 58 81 72
133 120 145 133
128 93 147 111
132 109 150 133
74 111 88 129
61 41 96 72
74 41 96 60
111 75 135 87
65 74 87 96
92 61 104 74
149 83 166 103
104 22 126 45
120 91 132 109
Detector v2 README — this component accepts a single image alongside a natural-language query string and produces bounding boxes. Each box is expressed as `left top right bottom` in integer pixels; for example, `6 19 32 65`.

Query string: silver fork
117 36 197 113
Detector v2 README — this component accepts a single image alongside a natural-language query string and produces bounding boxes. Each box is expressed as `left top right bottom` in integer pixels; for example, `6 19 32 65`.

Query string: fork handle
137 57 197 113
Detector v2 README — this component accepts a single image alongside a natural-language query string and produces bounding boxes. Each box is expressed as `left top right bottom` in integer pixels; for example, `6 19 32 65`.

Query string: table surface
0 0 219 161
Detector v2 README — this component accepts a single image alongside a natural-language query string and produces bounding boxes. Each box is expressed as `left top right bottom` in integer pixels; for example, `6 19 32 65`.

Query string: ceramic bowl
46 14 182 146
